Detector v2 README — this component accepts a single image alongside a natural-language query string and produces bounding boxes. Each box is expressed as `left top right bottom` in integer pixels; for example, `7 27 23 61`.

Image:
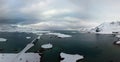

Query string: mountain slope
90 21 120 34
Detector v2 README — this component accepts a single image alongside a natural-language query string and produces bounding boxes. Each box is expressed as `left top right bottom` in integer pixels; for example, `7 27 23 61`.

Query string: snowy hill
90 21 120 34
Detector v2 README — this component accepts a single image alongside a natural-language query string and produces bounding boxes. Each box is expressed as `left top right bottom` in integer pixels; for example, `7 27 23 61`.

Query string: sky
0 0 120 30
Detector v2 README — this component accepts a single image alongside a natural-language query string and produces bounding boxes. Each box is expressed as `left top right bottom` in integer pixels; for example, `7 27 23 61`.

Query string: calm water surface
0 31 119 62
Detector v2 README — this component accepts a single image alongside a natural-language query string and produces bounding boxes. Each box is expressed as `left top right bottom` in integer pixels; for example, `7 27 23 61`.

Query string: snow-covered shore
90 21 120 34
60 52 84 62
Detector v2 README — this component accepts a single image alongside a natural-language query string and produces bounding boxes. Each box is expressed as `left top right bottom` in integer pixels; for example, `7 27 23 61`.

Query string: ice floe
0 53 40 62
60 52 84 62
116 41 120 44
0 38 7 42
26 37 31 39
41 43 53 49
48 33 72 38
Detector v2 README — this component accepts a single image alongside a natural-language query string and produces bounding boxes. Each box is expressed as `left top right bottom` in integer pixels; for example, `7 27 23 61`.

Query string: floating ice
0 53 40 62
26 37 31 39
116 41 120 44
12 35 41 62
48 33 72 38
41 43 53 49
60 52 84 62
0 38 7 42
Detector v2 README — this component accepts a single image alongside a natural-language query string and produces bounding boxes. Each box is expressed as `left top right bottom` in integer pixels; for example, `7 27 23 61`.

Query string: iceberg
60 52 84 62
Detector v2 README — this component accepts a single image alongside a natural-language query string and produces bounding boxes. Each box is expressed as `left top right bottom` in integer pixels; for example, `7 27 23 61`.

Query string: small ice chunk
26 37 31 39
116 41 120 44
60 52 84 62
0 38 7 42
41 43 53 49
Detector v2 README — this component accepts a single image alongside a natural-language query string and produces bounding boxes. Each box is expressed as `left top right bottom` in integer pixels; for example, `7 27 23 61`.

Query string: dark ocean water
0 31 120 62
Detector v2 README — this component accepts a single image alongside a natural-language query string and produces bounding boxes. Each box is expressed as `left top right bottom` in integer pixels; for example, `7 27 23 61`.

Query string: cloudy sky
0 0 120 30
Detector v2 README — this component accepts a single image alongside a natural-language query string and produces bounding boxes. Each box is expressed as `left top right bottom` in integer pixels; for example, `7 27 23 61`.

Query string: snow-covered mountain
0 25 50 34
90 21 120 34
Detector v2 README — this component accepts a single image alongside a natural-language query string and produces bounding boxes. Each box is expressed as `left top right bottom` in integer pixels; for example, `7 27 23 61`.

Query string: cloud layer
0 0 120 30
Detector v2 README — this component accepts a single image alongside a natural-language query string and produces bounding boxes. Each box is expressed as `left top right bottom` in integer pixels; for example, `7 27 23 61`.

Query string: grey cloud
0 0 45 24
1 0 119 30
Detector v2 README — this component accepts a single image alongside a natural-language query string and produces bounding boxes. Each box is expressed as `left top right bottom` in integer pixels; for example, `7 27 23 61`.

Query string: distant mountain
0 25 50 34
90 21 120 34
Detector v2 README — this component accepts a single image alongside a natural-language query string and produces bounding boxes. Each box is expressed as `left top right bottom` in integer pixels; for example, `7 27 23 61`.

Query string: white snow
116 41 120 44
41 43 53 49
0 26 50 35
48 33 72 38
0 53 40 62
0 38 7 42
0 35 42 62
60 52 84 62
90 21 120 34
26 37 31 39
